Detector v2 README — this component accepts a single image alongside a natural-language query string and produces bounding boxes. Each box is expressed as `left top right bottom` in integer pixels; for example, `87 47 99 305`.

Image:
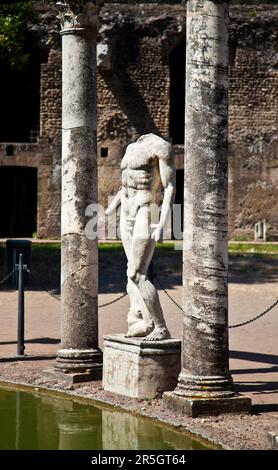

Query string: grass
0 241 277 290
1 240 278 255
228 243 278 255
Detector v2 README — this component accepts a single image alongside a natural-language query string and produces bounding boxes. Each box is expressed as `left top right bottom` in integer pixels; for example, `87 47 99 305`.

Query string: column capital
56 1 102 32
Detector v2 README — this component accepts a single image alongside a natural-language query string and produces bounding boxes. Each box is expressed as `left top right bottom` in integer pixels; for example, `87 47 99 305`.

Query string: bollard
12 248 17 289
17 254 25 357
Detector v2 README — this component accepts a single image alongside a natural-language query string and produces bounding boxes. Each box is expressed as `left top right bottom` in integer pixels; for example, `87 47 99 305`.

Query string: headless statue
105 133 176 341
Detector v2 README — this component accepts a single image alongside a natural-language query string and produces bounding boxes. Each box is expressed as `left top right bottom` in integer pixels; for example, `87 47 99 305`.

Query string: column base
103 334 181 399
43 348 103 384
163 391 252 417
43 367 102 384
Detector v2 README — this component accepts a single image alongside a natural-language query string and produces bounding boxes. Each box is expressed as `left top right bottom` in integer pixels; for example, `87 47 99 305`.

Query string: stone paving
0 280 277 410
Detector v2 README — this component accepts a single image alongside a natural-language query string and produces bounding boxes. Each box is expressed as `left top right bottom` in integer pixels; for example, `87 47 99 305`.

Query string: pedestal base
43 348 102 384
43 366 102 384
163 391 252 417
103 334 181 399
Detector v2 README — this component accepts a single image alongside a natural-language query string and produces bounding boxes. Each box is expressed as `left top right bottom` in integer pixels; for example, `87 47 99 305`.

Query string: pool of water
0 386 211 450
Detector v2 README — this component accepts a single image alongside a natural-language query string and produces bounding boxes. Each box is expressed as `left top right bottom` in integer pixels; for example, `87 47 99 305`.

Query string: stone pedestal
44 349 102 384
164 392 251 418
103 335 181 399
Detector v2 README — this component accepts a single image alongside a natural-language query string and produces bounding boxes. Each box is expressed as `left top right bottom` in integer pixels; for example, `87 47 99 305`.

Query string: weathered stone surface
163 392 251 418
164 1 252 416
1 3 277 239
106 133 175 340
48 1 101 381
103 334 181 399
178 0 232 397
44 366 102 384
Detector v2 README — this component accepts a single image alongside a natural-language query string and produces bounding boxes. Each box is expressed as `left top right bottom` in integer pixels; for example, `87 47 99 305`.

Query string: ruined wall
96 4 185 210
97 4 278 239
1 3 277 239
39 47 62 238
0 2 62 239
229 5 278 239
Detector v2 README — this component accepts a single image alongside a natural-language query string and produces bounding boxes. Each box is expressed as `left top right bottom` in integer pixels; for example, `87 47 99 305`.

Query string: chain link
30 272 61 301
228 299 278 328
30 271 128 306
9 268 278 327
154 275 278 329
0 269 16 286
99 292 128 308
154 275 184 312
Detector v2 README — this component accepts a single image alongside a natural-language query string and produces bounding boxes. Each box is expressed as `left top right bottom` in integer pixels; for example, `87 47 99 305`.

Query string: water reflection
102 411 205 450
0 388 209 450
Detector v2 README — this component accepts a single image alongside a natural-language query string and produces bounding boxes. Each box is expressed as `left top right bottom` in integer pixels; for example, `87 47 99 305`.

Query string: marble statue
105 133 176 341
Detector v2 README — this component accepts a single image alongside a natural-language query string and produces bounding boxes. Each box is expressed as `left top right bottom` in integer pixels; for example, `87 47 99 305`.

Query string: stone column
45 1 102 383
164 0 251 416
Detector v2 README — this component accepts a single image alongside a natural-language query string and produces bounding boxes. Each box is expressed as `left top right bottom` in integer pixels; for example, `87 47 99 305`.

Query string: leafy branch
0 2 35 71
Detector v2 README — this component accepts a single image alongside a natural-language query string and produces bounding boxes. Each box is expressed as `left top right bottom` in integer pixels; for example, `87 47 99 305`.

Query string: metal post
17 254 25 356
12 248 17 289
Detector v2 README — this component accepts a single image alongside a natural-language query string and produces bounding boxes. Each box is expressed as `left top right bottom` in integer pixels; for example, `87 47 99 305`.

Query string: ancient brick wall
96 5 186 213
0 2 62 239
1 3 277 240
228 5 278 239
39 47 62 238
96 4 278 240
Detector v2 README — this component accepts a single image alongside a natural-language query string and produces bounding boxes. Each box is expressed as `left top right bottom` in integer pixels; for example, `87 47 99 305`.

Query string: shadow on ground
0 337 60 345
0 245 277 294
231 350 278 412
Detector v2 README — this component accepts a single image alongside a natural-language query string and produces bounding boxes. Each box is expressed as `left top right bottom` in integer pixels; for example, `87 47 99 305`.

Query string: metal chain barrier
154 275 184 313
30 271 61 302
154 275 278 329
99 292 128 308
9 267 277 327
0 269 16 286
228 299 278 329
30 270 128 306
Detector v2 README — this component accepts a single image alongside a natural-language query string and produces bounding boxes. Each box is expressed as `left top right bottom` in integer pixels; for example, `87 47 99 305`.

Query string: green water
0 387 210 450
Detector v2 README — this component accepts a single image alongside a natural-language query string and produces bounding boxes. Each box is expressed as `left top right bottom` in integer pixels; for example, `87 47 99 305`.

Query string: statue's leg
121 208 153 337
129 206 170 341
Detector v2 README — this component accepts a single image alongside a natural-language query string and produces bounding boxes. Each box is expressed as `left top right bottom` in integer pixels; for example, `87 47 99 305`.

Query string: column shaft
178 0 231 397
164 0 251 415
53 3 102 381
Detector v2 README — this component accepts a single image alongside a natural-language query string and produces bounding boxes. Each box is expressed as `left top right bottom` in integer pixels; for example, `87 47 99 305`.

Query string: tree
0 2 35 71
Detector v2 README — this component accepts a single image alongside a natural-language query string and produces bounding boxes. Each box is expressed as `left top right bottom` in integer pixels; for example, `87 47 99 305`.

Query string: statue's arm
152 156 176 242
105 187 122 216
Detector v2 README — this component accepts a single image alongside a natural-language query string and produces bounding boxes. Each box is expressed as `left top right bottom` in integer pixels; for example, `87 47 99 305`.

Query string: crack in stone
202 266 226 272
62 126 96 131
62 232 97 237
61 198 74 205
186 138 210 154
62 263 97 288
184 312 226 325
183 353 218 366
188 60 227 70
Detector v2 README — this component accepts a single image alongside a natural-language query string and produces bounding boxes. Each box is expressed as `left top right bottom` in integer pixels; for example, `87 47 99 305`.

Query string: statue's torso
121 138 161 219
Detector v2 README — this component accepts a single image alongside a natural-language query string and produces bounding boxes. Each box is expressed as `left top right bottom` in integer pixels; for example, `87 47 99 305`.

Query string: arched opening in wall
169 37 186 145
0 48 47 143
0 167 37 237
